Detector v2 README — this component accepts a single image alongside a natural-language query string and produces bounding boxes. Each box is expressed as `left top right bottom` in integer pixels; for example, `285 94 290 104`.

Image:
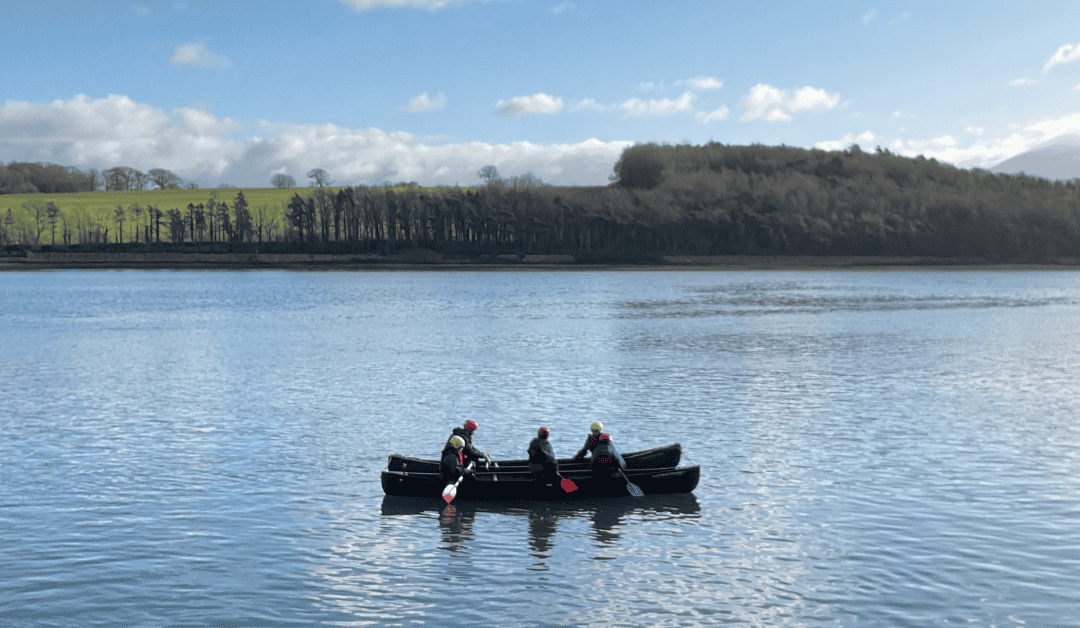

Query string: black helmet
537 426 549 438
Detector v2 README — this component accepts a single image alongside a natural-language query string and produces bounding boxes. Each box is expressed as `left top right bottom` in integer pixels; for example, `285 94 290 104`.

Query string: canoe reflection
381 493 701 549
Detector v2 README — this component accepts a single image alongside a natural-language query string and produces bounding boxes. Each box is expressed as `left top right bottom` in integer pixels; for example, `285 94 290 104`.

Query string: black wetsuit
573 433 602 460
440 448 470 484
527 436 561 483
590 439 626 477
442 427 485 467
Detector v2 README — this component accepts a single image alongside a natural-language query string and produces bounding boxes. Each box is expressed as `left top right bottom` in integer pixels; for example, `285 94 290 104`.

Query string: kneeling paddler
590 433 626 478
527 426 563 484
440 435 475 485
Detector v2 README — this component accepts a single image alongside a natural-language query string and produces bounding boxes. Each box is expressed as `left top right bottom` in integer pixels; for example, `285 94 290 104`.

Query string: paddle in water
442 462 475 504
618 467 644 497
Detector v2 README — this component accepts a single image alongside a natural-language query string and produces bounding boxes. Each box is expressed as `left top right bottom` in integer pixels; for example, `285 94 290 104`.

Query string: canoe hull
387 443 682 474
381 465 700 501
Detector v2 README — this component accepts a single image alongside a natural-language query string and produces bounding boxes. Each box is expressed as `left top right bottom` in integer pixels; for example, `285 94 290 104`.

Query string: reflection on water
384 493 703 553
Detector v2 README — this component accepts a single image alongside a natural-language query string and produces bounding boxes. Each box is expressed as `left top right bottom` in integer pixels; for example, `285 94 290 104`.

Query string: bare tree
307 168 331 188
148 168 183 190
271 173 296 189
87 168 102 192
477 165 501 186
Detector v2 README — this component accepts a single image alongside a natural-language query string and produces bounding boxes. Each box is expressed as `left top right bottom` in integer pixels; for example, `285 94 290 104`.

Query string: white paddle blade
442 484 457 503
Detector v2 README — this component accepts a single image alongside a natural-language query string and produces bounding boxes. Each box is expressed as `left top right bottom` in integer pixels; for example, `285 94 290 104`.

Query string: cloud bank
0 94 630 187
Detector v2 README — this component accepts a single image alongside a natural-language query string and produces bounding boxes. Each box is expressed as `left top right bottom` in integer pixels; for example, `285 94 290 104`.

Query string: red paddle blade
560 478 578 493
442 493 455 504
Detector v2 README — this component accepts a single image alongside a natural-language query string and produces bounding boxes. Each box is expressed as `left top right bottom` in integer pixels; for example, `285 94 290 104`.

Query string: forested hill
5 142 1080 262
603 142 1080 261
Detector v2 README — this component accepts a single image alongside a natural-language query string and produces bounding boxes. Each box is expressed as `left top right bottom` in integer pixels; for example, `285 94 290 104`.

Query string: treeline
6 143 1080 261
0 161 194 194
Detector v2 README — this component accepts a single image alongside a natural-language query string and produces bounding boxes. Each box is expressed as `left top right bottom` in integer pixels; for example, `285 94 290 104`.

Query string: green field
1 187 341 216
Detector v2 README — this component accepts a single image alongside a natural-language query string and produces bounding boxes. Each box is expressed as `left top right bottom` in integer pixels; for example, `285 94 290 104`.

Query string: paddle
560 476 578 493
618 467 644 497
442 462 475 504
485 447 499 482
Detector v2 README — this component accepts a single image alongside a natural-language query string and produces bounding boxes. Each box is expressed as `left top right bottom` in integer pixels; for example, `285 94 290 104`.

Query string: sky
4 0 1080 188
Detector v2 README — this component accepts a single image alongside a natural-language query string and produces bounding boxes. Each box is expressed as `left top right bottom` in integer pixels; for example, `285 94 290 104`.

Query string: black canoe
386 443 682 474
381 464 700 501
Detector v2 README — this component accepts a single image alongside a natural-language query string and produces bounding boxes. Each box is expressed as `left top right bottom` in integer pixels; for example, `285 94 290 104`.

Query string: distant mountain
990 135 1080 180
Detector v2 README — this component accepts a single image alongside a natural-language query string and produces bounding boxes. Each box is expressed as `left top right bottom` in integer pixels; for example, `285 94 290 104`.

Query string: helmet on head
590 421 603 434
449 435 465 449
464 420 478 433
599 433 611 442
537 426 549 438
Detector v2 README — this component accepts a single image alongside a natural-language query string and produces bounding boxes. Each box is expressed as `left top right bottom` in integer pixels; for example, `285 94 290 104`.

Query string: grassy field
1 187 344 216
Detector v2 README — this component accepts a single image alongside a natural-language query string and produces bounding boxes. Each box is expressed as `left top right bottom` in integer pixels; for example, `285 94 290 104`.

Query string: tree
114 204 125 243
166 209 186 243
271 173 296 189
129 203 143 243
612 144 665 190
148 168 183 190
185 182 199 189
87 168 102 192
131 169 148 191
233 190 252 243
46 201 62 245
478 165 501 186
307 168 331 188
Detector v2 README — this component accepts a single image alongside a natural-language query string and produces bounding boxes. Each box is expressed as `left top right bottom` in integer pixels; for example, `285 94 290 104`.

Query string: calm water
2 269 1079 627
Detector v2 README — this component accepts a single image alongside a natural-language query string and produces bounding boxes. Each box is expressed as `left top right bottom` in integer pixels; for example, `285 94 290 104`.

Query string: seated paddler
441 435 474 485
572 421 604 461
590 433 626 478
527 426 563 484
443 419 487 468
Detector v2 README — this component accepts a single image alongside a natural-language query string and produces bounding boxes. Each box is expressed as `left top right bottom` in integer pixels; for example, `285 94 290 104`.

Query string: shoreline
3 252 1080 271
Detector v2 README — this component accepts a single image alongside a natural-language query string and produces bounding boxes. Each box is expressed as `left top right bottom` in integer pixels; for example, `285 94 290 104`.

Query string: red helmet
464 420 478 433
599 433 611 441
537 426 549 438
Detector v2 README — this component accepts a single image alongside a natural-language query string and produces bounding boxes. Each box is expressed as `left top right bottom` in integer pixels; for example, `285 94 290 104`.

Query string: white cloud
569 98 609 112
1044 43 1080 74
338 0 496 10
133 5 151 16
547 1 574 14
696 106 730 123
890 11 911 24
1009 78 1036 86
404 92 447 112
813 131 876 152
635 81 658 92
685 76 723 90
863 9 876 25
739 84 840 122
967 126 984 135
169 41 231 70
495 93 564 117
620 91 694 117
0 93 629 187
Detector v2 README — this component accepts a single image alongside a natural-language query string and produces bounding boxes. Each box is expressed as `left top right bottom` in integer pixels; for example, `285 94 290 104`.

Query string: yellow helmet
449 435 465 449
590 421 603 434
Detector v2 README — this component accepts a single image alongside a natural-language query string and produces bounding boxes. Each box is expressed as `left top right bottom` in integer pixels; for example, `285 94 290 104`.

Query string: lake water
2 269 1079 627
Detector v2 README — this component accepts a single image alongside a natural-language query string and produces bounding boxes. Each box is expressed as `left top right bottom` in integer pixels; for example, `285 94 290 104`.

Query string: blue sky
3 0 1080 187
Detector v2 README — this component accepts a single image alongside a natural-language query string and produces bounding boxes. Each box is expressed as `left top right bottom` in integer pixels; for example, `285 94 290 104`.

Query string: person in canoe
572 421 605 461
443 419 487 468
527 426 563 485
590 433 626 478
441 435 474 485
